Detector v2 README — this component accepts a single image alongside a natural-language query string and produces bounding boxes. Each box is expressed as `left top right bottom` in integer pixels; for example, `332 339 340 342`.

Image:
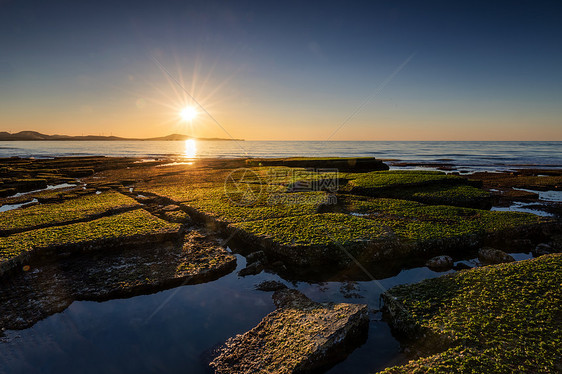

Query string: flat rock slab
246 157 389 171
210 289 368 373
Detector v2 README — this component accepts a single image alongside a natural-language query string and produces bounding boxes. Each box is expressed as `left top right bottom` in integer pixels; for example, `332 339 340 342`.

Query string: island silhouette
0 131 243 141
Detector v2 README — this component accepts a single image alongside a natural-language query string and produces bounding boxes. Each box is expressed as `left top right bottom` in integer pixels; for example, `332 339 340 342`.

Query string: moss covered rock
0 191 141 235
380 255 562 373
0 209 181 277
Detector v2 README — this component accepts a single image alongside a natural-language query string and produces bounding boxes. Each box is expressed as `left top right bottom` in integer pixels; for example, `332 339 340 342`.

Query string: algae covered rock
478 247 515 264
210 289 369 373
381 255 562 373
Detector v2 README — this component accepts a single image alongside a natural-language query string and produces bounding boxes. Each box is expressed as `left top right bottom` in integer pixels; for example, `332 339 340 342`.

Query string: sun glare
180 106 198 121
184 138 197 158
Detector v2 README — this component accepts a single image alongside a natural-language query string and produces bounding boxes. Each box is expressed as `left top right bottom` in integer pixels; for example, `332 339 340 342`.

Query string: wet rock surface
478 247 515 264
425 255 454 271
255 280 288 292
238 260 265 276
210 289 369 373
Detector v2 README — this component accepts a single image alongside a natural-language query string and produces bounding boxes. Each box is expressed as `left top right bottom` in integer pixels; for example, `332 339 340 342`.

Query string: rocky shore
0 156 560 373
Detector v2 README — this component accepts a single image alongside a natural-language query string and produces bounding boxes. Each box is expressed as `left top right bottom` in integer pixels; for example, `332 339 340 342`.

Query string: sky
1 0 561 140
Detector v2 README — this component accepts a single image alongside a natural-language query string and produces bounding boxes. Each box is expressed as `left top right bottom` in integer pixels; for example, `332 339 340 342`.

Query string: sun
180 106 197 121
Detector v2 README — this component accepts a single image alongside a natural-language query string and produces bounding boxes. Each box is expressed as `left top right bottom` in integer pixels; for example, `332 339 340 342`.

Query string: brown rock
210 289 368 373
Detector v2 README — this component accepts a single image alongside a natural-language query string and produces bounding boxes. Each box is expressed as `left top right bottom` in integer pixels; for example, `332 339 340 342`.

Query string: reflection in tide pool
184 139 197 158
0 254 451 374
0 251 536 373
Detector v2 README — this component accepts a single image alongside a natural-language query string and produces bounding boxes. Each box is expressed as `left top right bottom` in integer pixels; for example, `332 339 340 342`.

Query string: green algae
231 199 543 266
0 191 140 234
130 167 544 267
348 170 462 189
344 196 425 215
342 171 493 208
397 184 491 207
343 196 541 241
139 185 226 203
234 213 390 247
380 347 519 374
0 209 181 264
30 185 84 200
188 191 328 223
380 255 562 373
140 176 331 224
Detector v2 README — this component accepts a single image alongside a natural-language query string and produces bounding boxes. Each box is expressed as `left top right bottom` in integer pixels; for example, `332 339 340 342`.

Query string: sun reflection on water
184 138 197 159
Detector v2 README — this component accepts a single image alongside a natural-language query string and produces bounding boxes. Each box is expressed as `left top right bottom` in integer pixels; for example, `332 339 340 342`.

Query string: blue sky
1 0 561 140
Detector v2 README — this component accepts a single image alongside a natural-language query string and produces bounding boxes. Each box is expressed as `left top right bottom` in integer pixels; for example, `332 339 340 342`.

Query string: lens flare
184 138 197 158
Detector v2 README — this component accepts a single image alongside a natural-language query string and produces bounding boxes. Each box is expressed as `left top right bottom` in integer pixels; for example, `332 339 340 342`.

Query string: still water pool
0 253 460 374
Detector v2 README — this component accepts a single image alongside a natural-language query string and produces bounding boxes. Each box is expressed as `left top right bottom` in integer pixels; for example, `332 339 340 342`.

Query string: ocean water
1 140 561 170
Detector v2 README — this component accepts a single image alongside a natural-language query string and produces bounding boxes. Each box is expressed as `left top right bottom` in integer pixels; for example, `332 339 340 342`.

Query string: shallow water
512 188 562 202
490 187 561 217
0 254 449 374
10 183 78 199
0 250 535 374
0 199 38 213
491 202 555 217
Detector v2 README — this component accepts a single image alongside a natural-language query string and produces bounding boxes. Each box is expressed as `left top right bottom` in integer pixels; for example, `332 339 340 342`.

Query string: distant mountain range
0 131 242 141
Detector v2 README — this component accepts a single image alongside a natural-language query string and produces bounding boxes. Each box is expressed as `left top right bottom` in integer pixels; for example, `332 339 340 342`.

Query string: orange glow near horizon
2 54 560 141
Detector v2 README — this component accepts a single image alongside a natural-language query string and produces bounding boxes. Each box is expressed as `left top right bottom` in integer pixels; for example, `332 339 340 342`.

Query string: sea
1 140 561 171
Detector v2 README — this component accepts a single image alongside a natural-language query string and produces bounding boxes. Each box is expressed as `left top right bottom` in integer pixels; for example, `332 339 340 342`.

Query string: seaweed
380 255 562 373
0 191 141 234
348 170 462 189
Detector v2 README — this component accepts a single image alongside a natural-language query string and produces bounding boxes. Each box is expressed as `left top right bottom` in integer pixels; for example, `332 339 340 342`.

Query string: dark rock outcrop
246 157 389 171
0 231 236 331
255 280 287 292
532 243 553 257
238 260 264 276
